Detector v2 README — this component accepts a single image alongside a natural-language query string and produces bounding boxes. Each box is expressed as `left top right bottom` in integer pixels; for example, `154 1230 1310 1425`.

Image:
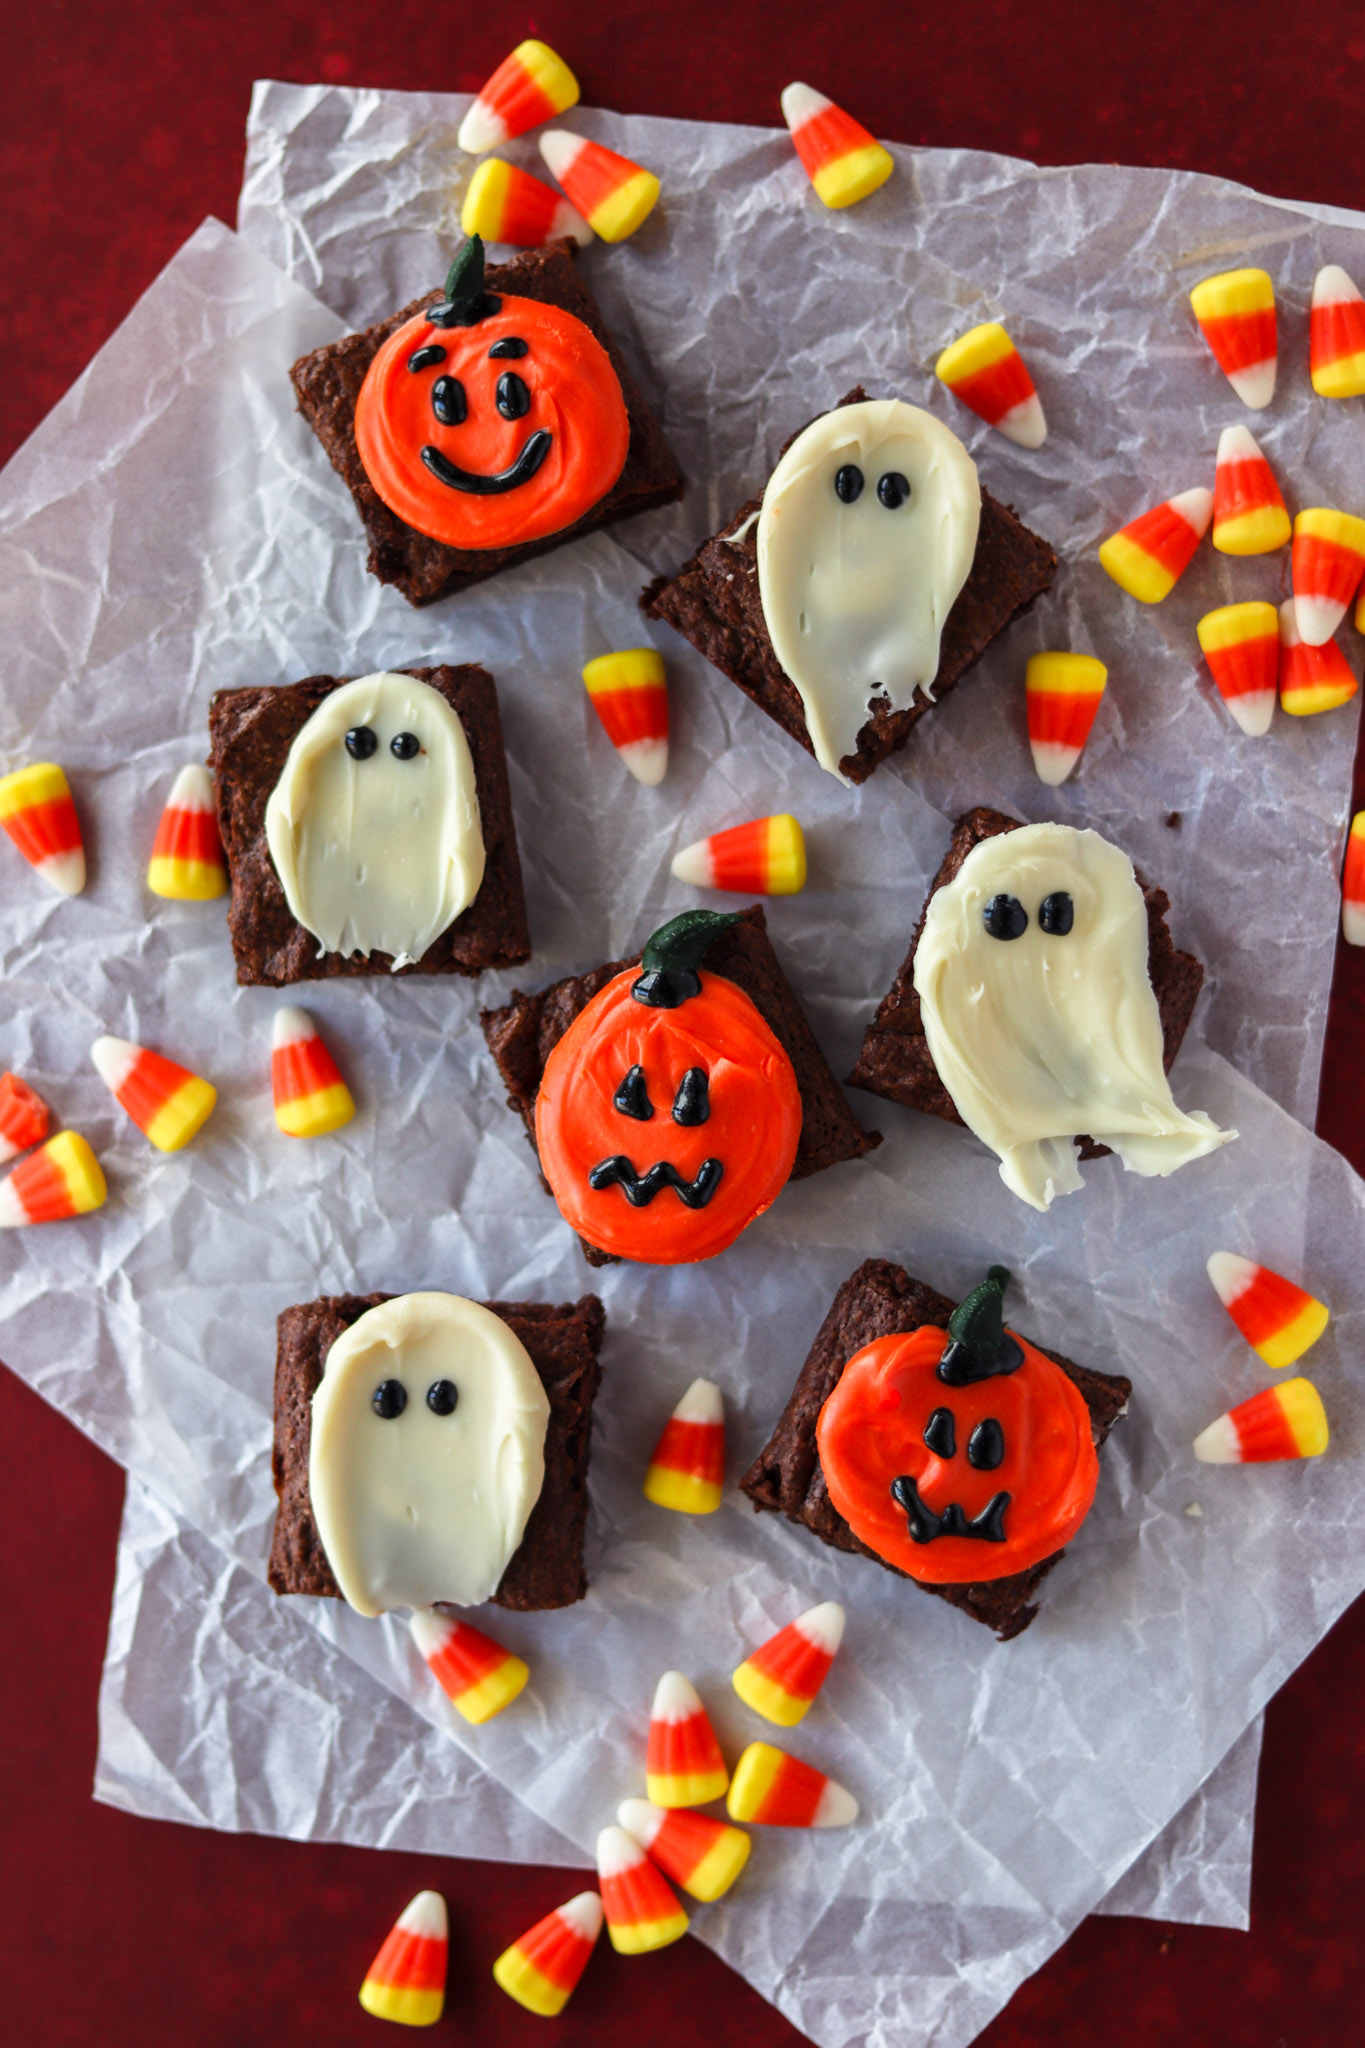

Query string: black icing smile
419 431 553 496
588 1156 724 1209
890 1473 1011 1546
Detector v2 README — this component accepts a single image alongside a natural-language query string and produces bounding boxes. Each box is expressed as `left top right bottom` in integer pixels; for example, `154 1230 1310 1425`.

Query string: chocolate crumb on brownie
848 806 1205 1159
740 1258 1130 1639
642 387 1056 784
268 1291 605 1612
291 240 685 607
480 903 881 1267
209 663 530 987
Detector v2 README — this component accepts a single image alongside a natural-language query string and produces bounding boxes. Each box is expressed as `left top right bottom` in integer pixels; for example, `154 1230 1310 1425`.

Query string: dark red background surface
4 5 1365 2043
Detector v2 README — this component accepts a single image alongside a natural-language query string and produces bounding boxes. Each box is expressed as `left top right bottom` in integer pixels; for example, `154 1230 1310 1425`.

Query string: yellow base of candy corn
812 144 894 209
1097 531 1175 603
1282 680 1358 716
684 1828 752 1902
643 1464 723 1514
275 1083 355 1138
1254 1298 1331 1370
147 856 226 900
646 1766 729 1808
764 814 808 893
607 1910 689 1955
145 1077 217 1153
1213 506 1291 554
452 1655 530 1726
588 170 661 242
358 1981 444 2026
492 1948 571 2016
732 1661 810 1728
1313 352 1365 398
52 1130 107 1215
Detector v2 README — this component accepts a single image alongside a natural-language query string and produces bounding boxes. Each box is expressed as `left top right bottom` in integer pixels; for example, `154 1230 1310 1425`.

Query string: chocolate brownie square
291 240 685 607
480 903 881 1267
268 1291 605 1612
740 1259 1130 1639
209 663 531 987
848 806 1205 1159
642 388 1056 783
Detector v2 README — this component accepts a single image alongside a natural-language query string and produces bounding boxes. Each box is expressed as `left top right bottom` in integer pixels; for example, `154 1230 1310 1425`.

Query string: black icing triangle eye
877 471 910 509
426 1380 459 1415
496 371 531 419
1039 891 1075 936
488 337 528 358
345 726 378 760
923 1406 956 1458
834 463 864 503
390 732 421 760
613 1066 654 1121
672 1068 710 1126
968 1419 1005 1470
431 375 467 425
372 1379 407 1418
983 893 1028 941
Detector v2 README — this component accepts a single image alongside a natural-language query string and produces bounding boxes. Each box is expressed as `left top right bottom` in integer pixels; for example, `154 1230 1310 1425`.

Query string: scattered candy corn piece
1098 487 1212 603
671 815 806 896
0 1072 50 1163
617 1799 751 1903
1342 812 1365 946
1189 268 1277 409
272 1007 355 1138
539 131 660 243
1195 602 1280 737
0 1129 105 1227
1355 581 1365 637
732 1601 845 1728
1212 425 1291 555
1206 1252 1329 1369
1024 652 1107 786
596 1825 689 1954
409 1607 529 1725
1278 600 1359 716
646 1671 729 1807
643 1378 725 1515
460 157 591 249
726 1742 858 1828
582 649 669 786
358 1890 448 2027
780 83 894 211
1310 263 1365 399
1292 508 1365 646
493 1891 603 2017
0 762 85 896
457 39 579 155
1193 1376 1329 1464
147 764 227 900
934 322 1047 450
91 1036 216 1153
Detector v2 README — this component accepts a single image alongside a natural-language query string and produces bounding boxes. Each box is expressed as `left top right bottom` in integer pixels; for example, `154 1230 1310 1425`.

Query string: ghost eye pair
370 1378 459 1418
981 890 1075 940
344 727 423 761
832 463 913 509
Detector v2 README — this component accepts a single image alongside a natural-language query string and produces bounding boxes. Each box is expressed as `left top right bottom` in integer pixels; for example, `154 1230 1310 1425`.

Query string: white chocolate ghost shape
756 399 981 781
309 1293 550 1617
913 823 1236 1211
265 672 485 970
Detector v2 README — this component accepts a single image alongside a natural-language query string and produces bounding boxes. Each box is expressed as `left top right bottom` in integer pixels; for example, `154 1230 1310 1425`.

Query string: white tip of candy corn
1294 595 1346 648
1205 1250 1256 1310
1192 1413 1241 1463
996 391 1048 450
457 103 507 154
670 1378 724 1428
596 1824 644 1881
620 737 669 787
617 1798 665 1850
1227 361 1277 409
813 1779 860 1828
1345 902 1365 946
558 1891 605 1942
537 128 587 184
797 1601 846 1657
1313 263 1362 310
90 1035 139 1096
780 81 831 131
272 1005 313 1051
397 1891 448 1942
651 1669 704 1722
43 849 86 895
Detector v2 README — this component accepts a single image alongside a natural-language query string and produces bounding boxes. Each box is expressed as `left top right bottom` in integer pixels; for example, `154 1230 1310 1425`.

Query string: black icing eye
372 1379 407 1419
923 1407 957 1458
613 1065 654 1121
345 726 378 760
488 337 528 359
968 1419 1005 1470
877 471 911 509
390 732 421 760
426 1379 459 1416
983 893 1028 941
496 371 531 419
1039 891 1075 936
672 1068 710 1126
408 343 447 373
833 464 864 504
431 374 467 425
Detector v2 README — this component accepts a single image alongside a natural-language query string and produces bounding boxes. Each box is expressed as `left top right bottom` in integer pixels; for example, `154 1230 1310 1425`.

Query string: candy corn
1206 1252 1329 1370
539 131 660 244
934 322 1047 450
1193 1377 1329 1464
779 83 894 211
147 764 227 900
1212 425 1291 555
358 1890 447 2026
1195 602 1279 737
0 1130 105 1227
457 39 579 155
1189 268 1277 409
646 1671 729 1807
726 1742 858 1828
1278 600 1359 716
0 762 85 896
1310 263 1365 399
582 649 669 786
460 158 591 249
1292 508 1365 645
1098 488 1212 603
409 1607 529 1725
271 1007 355 1138
671 815 806 896
493 1891 603 2017
596 1825 689 1954
0 1073 50 1163
91 1036 216 1152
643 1378 725 1514
1342 812 1365 946
617 1799 751 1903
732 1601 845 1728
1024 652 1107 786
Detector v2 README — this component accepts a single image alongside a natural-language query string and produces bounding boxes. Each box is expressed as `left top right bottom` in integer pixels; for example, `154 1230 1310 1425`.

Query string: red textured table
3 7 1364 2044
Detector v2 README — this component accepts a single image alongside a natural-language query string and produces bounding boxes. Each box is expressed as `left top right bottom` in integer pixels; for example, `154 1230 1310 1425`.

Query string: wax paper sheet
0 81 1361 2045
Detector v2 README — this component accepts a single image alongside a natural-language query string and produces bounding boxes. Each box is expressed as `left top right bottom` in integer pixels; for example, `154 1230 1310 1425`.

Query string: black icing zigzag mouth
587 1156 724 1210
891 1473 1010 1545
